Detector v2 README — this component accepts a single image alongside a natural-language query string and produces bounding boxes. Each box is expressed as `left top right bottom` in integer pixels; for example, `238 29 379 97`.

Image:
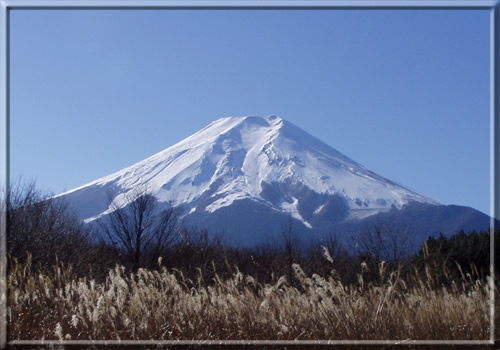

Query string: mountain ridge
57 116 491 246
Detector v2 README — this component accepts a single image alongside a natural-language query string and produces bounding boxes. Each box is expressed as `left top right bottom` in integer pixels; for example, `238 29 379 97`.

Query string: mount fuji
58 116 491 246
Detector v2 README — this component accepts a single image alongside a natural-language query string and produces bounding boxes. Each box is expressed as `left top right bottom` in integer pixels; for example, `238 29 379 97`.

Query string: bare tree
321 231 348 260
280 217 302 285
354 221 414 268
5 179 96 272
98 188 178 270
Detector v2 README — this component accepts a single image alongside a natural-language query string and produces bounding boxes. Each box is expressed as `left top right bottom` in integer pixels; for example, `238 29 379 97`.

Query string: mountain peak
58 115 440 237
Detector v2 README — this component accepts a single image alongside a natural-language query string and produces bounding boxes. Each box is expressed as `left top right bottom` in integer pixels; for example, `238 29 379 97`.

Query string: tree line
5 180 497 287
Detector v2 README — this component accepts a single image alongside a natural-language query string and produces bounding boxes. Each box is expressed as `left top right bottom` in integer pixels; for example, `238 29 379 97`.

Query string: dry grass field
7 253 496 342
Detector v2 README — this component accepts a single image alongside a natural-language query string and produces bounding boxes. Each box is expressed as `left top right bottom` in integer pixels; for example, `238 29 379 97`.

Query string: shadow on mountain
338 202 496 247
183 199 496 249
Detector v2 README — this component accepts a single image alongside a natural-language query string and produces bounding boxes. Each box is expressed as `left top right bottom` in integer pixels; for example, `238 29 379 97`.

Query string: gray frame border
0 0 498 348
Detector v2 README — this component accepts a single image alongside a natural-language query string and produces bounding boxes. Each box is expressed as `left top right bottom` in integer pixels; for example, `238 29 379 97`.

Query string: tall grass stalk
8 254 493 340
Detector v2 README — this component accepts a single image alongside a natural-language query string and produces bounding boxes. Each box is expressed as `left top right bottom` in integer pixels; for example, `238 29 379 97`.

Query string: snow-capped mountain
58 116 489 245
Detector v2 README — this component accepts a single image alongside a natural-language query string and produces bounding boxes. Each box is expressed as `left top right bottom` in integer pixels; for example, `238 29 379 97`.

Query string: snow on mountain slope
57 116 439 230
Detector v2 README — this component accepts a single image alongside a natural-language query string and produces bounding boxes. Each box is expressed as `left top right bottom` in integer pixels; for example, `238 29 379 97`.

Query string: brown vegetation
8 252 495 341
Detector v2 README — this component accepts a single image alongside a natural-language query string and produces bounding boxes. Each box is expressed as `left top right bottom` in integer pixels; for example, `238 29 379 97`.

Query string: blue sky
10 8 491 215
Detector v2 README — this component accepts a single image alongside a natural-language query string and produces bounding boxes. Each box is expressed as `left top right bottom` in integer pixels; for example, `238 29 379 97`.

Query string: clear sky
9 8 491 215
